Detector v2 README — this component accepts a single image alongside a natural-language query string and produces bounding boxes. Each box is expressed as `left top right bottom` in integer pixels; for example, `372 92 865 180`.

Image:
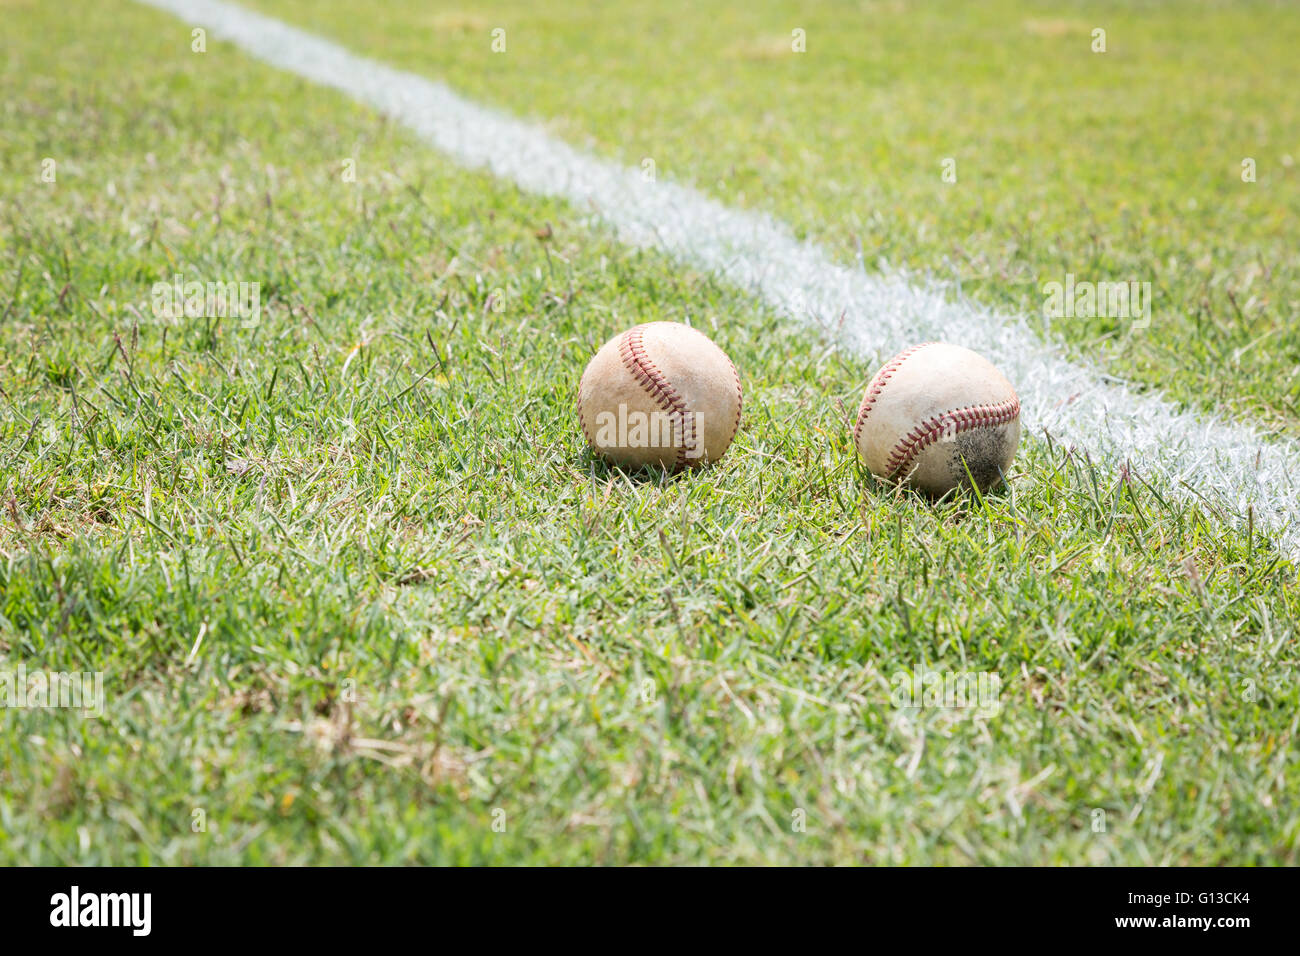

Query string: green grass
245 0 1300 437
0 0 1297 864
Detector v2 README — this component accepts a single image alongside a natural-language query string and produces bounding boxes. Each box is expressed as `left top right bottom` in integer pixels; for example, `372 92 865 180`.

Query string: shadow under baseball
576 449 704 485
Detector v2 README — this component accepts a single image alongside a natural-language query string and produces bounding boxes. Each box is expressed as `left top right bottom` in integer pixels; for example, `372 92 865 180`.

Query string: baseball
853 342 1021 495
577 321 742 471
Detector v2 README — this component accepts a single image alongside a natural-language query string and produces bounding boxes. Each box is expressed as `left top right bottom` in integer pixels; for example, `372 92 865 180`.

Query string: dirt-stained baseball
577 321 742 471
853 342 1021 495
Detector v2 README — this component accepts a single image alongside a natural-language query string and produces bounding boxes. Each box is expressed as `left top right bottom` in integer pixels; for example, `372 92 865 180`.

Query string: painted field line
139 0 1300 558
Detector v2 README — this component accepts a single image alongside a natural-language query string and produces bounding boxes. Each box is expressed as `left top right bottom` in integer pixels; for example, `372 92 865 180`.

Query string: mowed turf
246 0 1300 438
0 0 1297 863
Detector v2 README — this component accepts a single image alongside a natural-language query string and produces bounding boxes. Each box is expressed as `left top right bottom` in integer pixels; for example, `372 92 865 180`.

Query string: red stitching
618 325 695 468
729 353 743 445
853 342 936 449
883 398 1020 479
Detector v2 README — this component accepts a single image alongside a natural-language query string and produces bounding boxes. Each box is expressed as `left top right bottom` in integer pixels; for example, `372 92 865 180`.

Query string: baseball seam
728 354 743 445
884 398 1021 479
853 342 936 451
618 325 696 469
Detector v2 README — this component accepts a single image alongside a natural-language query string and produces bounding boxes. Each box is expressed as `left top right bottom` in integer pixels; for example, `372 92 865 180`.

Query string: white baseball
577 321 742 471
853 342 1021 495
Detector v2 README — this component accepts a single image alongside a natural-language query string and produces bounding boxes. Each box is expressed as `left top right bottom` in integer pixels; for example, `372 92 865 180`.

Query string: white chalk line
137 0 1300 559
